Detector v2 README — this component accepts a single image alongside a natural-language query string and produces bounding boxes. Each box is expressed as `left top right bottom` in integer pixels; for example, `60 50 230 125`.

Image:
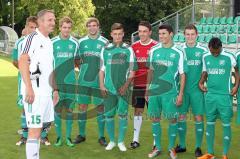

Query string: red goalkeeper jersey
131 39 158 87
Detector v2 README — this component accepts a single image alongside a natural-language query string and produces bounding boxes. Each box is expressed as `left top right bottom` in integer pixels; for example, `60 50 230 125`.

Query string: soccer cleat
195 147 203 157
41 137 51 146
54 137 63 147
169 149 177 159
117 142 127 151
175 144 186 153
105 141 116 150
16 137 27 146
98 137 107 147
222 155 228 159
197 153 216 159
17 129 23 135
66 138 74 147
130 141 140 149
73 135 86 144
148 146 161 158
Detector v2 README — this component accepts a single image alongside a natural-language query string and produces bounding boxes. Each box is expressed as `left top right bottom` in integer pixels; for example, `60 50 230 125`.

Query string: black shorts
131 86 148 108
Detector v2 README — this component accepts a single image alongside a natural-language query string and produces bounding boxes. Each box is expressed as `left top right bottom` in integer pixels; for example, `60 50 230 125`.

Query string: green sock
195 121 204 148
118 116 127 143
106 117 115 142
66 112 73 138
223 123 231 155
78 111 87 137
21 113 28 138
168 123 178 150
54 112 62 138
206 122 215 154
97 112 105 138
152 122 162 151
178 120 186 148
237 99 240 124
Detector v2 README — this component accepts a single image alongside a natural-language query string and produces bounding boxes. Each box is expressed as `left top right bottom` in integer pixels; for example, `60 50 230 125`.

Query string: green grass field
0 55 239 159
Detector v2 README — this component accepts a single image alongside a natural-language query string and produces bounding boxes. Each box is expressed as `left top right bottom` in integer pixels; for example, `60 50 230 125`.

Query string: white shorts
23 95 54 128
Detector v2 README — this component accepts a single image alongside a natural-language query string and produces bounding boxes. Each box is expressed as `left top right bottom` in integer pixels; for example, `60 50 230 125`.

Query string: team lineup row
12 9 240 159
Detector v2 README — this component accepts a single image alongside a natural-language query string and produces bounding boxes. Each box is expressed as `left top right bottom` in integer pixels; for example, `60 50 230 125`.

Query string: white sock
153 139 155 146
133 116 142 142
37 140 40 159
26 139 39 159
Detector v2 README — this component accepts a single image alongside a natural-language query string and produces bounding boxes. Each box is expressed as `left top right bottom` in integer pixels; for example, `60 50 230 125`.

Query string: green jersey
78 35 108 88
52 35 79 85
12 36 25 61
182 42 208 93
100 43 137 94
236 50 240 69
202 49 236 95
12 36 25 97
147 43 188 95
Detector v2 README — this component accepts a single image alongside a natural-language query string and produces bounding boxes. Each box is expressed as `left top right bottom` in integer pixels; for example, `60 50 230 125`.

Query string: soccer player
146 24 187 159
198 38 239 159
12 17 37 146
18 9 58 159
74 17 109 146
99 23 137 151
236 49 240 124
175 24 207 157
52 16 78 147
13 16 51 146
130 21 158 149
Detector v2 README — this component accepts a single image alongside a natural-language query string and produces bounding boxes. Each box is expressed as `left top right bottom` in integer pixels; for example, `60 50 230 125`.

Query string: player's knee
97 105 104 113
134 108 144 116
170 118 177 123
79 104 88 111
178 114 186 121
195 115 203 122
151 117 160 122
28 128 41 139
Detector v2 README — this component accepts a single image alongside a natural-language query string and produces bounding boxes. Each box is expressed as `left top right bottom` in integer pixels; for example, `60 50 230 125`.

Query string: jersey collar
139 39 153 46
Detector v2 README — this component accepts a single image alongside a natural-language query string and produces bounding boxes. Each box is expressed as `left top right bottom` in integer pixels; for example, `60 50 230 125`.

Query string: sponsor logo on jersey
137 57 147 62
208 68 225 75
57 46 60 50
136 50 140 54
187 60 201 66
107 59 126 64
207 61 210 65
84 45 88 48
84 51 100 57
57 52 73 58
219 60 225 66
155 60 173 66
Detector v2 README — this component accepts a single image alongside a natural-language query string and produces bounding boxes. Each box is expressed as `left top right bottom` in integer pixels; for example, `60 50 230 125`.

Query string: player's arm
19 53 34 104
13 60 18 68
119 71 135 96
231 67 239 95
176 51 187 106
12 42 19 68
176 73 185 106
99 48 107 97
119 47 137 96
199 71 208 92
51 69 59 106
